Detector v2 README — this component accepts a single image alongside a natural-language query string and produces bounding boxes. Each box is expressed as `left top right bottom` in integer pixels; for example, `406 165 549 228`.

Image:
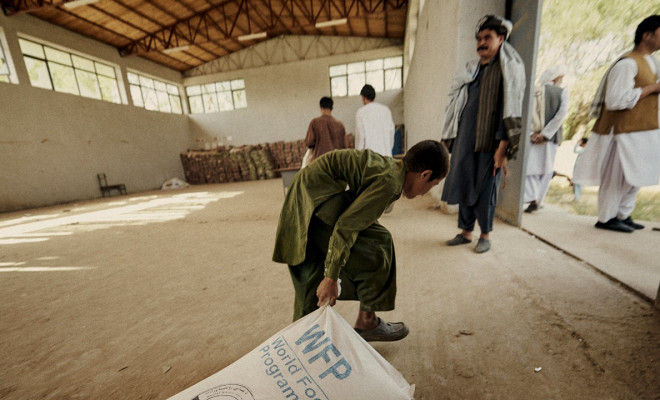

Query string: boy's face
403 171 441 199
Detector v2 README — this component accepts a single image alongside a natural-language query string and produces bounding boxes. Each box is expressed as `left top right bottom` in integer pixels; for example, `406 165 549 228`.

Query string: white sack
168 306 414 400
162 178 190 190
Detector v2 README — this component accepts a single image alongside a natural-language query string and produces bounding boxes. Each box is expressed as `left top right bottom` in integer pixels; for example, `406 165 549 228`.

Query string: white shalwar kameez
524 85 569 204
573 55 660 223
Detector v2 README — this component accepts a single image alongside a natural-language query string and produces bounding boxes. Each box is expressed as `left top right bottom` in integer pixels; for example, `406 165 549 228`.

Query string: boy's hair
403 140 450 181
320 96 334 110
359 84 376 101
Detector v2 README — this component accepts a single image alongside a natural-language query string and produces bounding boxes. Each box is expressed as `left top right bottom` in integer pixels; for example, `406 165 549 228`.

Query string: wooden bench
97 173 127 197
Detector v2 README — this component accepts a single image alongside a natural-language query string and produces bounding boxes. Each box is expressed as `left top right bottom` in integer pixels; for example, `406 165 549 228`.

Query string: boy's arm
322 181 395 280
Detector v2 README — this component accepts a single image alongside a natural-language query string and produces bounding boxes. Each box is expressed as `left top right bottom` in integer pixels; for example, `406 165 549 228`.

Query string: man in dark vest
524 65 569 213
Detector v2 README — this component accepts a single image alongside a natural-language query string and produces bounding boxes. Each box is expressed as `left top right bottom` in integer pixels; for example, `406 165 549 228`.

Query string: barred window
18 37 121 103
127 71 183 114
186 79 247 114
329 56 403 97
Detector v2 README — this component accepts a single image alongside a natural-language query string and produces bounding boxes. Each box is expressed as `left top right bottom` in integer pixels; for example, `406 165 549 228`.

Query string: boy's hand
317 277 339 307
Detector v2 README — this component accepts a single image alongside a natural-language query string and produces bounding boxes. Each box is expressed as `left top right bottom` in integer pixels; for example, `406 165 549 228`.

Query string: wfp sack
168 305 414 400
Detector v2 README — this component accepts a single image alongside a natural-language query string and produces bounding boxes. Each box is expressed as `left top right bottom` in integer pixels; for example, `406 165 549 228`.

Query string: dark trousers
458 169 502 234
288 216 397 321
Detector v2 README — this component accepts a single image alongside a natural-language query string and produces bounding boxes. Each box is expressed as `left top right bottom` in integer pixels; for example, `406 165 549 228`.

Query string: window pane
202 93 218 113
203 83 215 93
127 72 140 85
166 84 179 95
330 76 347 97
72 55 95 72
216 81 231 91
186 85 201 96
99 75 121 103
1 53 10 76
130 85 144 107
230 79 244 90
384 56 403 69
143 88 159 110
366 70 384 92
189 95 204 113
347 62 364 74
233 90 247 109
49 62 79 95
19 39 44 59
366 59 383 71
139 75 154 89
156 90 171 112
95 63 115 78
384 69 402 90
329 64 346 77
347 74 365 96
24 57 52 89
217 91 233 111
45 47 72 66
169 95 182 114
76 69 102 99
155 80 167 92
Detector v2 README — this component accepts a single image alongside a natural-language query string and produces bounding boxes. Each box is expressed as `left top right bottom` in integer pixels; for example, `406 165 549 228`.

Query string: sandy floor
0 179 658 399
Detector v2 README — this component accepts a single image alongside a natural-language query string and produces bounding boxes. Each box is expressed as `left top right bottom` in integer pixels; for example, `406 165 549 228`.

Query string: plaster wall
185 47 404 148
0 13 191 212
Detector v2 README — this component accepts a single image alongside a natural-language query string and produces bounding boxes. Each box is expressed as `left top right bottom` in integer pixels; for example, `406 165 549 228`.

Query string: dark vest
544 84 564 145
592 51 659 135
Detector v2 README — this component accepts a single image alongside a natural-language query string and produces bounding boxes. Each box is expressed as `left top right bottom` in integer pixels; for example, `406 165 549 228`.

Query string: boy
272 140 449 341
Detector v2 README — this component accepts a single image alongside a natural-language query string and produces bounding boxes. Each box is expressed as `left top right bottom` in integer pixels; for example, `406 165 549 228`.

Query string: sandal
355 318 409 342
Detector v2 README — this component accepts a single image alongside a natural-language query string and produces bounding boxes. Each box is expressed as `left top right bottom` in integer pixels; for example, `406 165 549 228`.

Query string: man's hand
530 132 545 144
316 277 339 307
493 141 509 177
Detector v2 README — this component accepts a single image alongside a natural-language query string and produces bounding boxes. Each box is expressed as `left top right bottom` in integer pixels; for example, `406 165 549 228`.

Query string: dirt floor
0 179 658 400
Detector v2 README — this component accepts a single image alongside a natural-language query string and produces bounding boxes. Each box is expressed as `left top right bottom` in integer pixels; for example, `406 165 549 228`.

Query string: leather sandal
355 318 409 342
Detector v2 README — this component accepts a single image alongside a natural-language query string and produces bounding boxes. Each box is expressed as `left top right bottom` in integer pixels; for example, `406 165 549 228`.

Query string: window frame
185 78 248 114
329 55 403 97
126 70 183 114
0 28 18 84
17 36 122 103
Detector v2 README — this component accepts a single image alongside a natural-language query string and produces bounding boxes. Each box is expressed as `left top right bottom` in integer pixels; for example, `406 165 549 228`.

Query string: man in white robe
573 15 660 232
524 66 570 212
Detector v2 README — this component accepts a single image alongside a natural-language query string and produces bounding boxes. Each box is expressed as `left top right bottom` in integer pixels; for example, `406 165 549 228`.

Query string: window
127 71 183 114
329 55 403 97
0 31 17 84
186 79 247 114
18 37 121 103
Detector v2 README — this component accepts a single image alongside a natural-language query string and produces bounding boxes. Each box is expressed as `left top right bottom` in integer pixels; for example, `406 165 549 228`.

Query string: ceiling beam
117 0 406 57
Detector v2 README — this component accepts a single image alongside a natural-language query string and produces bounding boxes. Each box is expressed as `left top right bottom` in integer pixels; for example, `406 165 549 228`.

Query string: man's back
306 114 346 160
355 102 395 156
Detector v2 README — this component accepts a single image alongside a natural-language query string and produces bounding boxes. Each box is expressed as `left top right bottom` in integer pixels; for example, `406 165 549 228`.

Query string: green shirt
272 149 405 279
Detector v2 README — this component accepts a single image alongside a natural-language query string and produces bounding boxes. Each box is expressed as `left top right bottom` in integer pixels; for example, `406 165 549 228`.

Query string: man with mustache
440 15 526 253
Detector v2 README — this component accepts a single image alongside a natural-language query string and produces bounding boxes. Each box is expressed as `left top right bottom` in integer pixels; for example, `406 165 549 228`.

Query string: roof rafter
117 0 405 57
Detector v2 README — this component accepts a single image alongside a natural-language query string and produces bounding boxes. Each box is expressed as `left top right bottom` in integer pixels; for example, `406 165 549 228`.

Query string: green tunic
272 149 406 319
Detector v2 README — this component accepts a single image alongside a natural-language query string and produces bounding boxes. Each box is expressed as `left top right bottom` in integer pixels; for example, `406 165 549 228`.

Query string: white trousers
524 173 553 204
598 140 639 223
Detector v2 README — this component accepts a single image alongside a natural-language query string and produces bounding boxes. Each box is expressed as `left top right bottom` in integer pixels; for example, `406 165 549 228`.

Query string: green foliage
537 0 660 140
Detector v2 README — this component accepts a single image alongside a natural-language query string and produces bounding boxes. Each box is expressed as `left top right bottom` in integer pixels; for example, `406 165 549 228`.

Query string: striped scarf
475 58 502 152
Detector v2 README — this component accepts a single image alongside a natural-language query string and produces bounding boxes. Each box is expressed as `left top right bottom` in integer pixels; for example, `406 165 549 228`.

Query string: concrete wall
184 47 404 148
0 13 191 212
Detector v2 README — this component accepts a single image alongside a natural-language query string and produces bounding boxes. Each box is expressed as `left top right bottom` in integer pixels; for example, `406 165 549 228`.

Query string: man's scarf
589 50 660 120
441 41 526 159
